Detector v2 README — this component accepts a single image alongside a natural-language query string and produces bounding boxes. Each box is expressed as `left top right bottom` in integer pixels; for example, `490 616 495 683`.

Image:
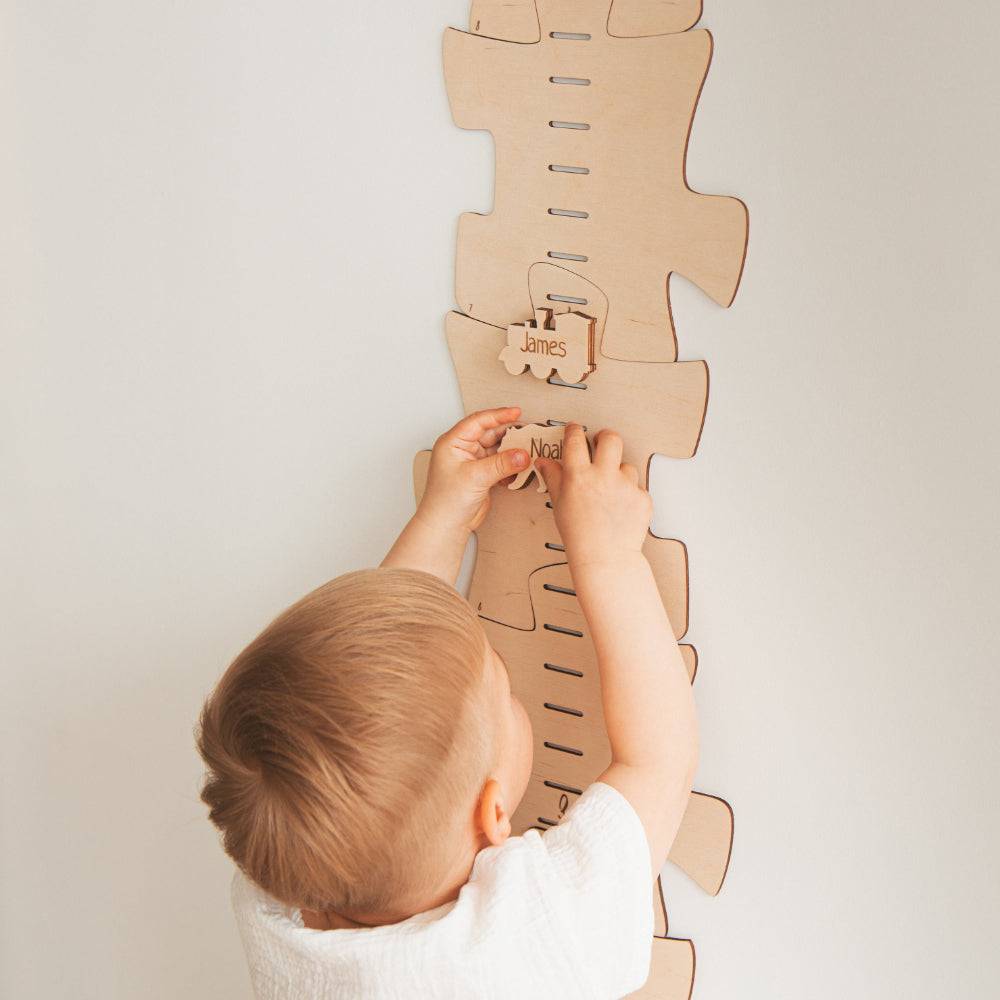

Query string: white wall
2 2 998 997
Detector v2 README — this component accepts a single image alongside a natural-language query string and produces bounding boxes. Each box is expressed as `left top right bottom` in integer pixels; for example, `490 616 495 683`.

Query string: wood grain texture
444 0 747 361
469 0 540 41
447 310 709 472
610 0 702 38
669 791 734 896
629 936 696 1000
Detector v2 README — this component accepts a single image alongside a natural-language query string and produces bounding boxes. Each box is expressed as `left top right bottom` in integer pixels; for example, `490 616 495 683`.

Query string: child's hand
417 407 530 537
536 424 652 567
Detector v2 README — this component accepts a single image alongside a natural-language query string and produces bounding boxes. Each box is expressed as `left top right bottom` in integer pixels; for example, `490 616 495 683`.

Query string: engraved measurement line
544 623 584 637
543 662 583 677
544 779 583 796
544 702 584 718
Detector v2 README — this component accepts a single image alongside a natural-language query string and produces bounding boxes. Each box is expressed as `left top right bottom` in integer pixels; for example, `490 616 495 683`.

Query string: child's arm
381 408 529 584
536 425 699 878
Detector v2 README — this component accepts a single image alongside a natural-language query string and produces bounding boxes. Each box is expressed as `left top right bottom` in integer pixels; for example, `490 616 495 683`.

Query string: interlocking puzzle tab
499 307 596 384
467 0 705 43
444 0 748 362
498 422 567 491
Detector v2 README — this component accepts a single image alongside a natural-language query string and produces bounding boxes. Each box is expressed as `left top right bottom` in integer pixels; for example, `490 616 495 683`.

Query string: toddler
196 407 698 999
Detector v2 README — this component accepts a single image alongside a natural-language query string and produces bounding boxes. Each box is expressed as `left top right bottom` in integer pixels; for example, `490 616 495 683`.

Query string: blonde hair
196 567 494 917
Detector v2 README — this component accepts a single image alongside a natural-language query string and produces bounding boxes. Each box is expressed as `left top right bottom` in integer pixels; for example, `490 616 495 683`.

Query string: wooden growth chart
418 2 748 994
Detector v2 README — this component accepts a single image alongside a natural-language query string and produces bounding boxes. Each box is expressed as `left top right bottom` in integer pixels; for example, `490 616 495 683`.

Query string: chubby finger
449 407 522 446
478 423 512 450
562 423 590 469
594 429 624 470
621 462 639 485
536 458 563 502
471 446 529 487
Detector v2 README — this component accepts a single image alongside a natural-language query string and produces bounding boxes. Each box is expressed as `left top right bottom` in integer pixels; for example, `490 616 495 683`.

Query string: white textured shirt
231 782 654 999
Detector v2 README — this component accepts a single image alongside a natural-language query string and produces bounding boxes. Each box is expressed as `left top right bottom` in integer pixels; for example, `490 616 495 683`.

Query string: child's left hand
417 407 529 536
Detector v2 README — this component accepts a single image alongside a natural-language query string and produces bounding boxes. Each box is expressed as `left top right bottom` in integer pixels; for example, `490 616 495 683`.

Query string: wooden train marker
499 307 596 384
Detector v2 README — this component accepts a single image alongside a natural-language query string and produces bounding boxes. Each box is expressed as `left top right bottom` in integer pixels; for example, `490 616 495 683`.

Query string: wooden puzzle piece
629 937 696 1000
609 0 703 38
498 422 567 491
668 791 734 897
447 311 709 476
414 450 690 634
500 307 596 384
445 0 748 361
468 0 703 43
482 562 733 894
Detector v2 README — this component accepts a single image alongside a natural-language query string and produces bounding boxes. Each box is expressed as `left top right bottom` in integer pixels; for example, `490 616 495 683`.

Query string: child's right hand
536 424 652 567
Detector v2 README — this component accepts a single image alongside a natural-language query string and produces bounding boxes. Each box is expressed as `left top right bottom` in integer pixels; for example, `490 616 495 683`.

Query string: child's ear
476 778 512 847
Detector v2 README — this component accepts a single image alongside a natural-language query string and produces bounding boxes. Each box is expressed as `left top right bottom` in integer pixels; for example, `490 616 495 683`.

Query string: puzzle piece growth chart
417 2 748 995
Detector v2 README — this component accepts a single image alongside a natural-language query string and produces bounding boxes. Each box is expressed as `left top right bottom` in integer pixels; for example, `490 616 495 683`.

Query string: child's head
196 567 532 922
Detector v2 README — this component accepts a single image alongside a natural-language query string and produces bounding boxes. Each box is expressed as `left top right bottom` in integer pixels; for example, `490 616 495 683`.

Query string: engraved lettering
529 438 563 460
520 330 568 358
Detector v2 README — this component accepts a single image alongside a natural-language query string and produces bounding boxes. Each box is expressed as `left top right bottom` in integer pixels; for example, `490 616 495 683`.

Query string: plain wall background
3 1 998 997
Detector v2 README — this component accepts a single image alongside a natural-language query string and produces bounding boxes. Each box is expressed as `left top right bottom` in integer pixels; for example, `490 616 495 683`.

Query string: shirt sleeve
531 782 655 998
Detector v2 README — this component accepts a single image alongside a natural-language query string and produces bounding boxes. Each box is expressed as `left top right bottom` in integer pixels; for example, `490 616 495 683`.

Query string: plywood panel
444 0 747 361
